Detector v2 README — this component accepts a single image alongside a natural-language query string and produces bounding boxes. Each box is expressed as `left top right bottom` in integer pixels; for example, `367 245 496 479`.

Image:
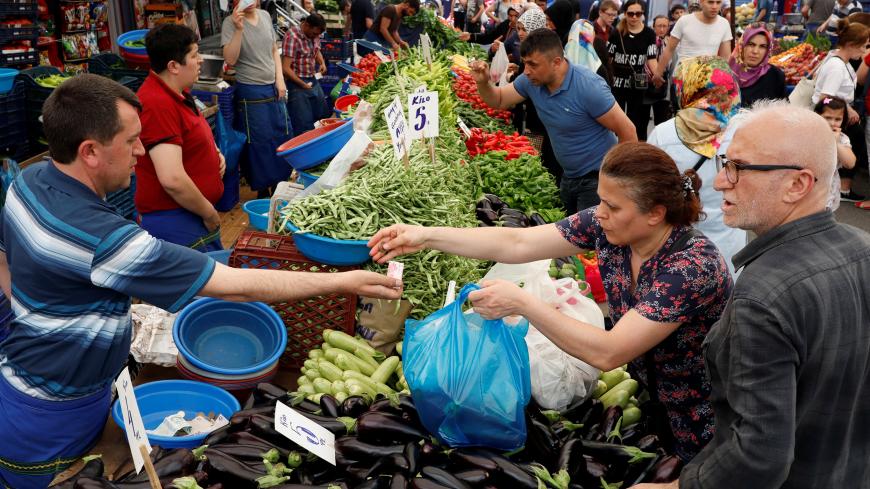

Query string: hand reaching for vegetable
470 60 490 85
367 224 429 263
468 279 529 320
342 270 403 299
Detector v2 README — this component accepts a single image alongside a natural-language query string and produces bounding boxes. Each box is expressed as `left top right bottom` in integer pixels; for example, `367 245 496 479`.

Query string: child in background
814 96 856 211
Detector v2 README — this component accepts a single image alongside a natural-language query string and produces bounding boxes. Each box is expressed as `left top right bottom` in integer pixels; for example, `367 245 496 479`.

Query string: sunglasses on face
625 11 643 17
715 156 817 184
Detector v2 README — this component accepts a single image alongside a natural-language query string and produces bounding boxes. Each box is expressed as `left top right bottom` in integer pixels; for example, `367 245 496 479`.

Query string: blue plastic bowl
0 68 18 95
117 29 148 56
205 249 232 265
243 199 271 231
173 297 288 375
111 380 240 449
277 118 353 170
285 220 371 266
297 170 319 188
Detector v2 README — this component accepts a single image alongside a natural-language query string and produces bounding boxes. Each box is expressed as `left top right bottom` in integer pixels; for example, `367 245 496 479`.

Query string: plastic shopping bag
490 42 510 87
484 261 605 410
403 283 531 450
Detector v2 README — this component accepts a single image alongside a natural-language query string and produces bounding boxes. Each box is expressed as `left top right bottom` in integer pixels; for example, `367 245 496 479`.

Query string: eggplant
648 454 683 483
557 438 587 482
341 396 371 418
636 434 660 452
581 456 607 481
390 473 408 489
344 463 373 482
529 213 547 226
624 454 661 486
592 406 623 441
356 412 428 444
295 410 356 436
249 414 296 446
204 424 231 446
492 456 539 489
335 437 405 461
420 466 471 489
476 198 493 212
208 443 288 461
256 382 289 400
484 194 506 211
364 453 410 478
620 425 641 446
404 441 421 475
320 394 341 418
205 485 223 489
447 448 499 472
410 479 450 489
202 449 264 489
580 440 656 466
418 440 448 467
476 208 499 225
353 475 390 488
525 412 560 470
453 469 489 485
121 449 195 483
289 398 322 413
563 398 602 425
370 398 404 416
226 431 285 449
74 479 119 489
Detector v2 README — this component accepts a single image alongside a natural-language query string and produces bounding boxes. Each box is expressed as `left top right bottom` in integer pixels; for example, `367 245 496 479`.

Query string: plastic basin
0 68 18 95
118 29 148 56
176 356 278 389
242 199 271 231
285 220 371 266
111 380 240 449
297 170 319 188
277 118 353 170
334 94 359 118
177 353 278 382
173 297 288 376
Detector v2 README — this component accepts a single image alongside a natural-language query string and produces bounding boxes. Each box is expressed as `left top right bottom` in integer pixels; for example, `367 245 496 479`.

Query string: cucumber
342 370 396 395
331 380 346 393
600 369 626 391
308 349 324 360
313 378 334 395
317 360 344 382
297 384 316 396
622 370 631 381
592 380 608 399
346 381 374 398
623 406 642 427
296 375 312 386
600 388 630 410
335 391 348 403
330 350 376 376
305 369 321 381
608 379 639 398
323 329 383 360
307 393 324 403
303 359 319 371
395 341 403 357
371 356 401 384
354 348 380 369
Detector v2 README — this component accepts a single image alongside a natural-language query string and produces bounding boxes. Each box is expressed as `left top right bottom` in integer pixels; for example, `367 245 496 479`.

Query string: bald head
717 101 835 235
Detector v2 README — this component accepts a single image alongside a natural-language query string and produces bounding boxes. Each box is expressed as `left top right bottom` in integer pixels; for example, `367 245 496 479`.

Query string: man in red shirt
135 24 227 252
282 13 329 136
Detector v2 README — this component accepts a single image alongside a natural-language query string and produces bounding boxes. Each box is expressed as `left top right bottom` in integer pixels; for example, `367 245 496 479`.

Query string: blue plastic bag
403 283 532 450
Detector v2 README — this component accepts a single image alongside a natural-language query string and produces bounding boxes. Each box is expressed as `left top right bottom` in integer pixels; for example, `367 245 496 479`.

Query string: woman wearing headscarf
510 7 548 139
460 3 521 61
728 25 786 108
565 19 612 84
545 0 576 45
647 56 747 277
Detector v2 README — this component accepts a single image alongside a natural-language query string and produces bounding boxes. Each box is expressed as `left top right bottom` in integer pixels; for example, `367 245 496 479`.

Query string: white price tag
420 33 433 65
408 91 439 140
374 50 391 62
457 117 472 138
275 401 336 465
384 96 409 160
115 367 152 473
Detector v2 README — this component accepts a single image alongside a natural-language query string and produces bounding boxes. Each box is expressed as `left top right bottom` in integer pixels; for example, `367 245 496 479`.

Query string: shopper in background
222 0 291 198
0 75 403 489
370 142 732 462
813 96 856 211
452 0 467 29
648 14 673 124
465 0 484 33
350 0 375 39
363 0 419 51
668 2 686 29
136 24 226 253
653 0 732 86
728 24 786 107
635 101 870 489
802 0 835 34
485 0 518 25
609 0 658 140
818 0 862 41
853 39 870 210
282 13 330 136
648 56 746 277
545 0 577 45
812 19 868 202
509 6 548 137
753 0 772 22
460 4 521 59
469 29 636 213
593 0 619 42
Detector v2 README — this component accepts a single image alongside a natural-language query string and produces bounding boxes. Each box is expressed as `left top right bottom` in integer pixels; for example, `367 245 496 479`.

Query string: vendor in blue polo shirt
0 75 402 489
469 28 637 214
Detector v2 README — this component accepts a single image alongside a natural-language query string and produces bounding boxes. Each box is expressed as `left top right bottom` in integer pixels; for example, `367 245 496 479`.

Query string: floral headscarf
674 56 742 158
565 20 602 74
518 8 547 33
729 26 773 88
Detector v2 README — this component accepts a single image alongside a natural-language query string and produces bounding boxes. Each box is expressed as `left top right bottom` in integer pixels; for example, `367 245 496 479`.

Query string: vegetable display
35 74 72 88
770 42 826 85
464 128 537 159
452 70 513 123
471 152 565 223
352 53 384 89
401 8 484 56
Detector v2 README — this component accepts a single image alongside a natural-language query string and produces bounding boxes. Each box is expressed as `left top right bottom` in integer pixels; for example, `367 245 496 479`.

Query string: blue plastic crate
0 82 24 124
321 37 348 61
87 53 148 86
0 0 38 16
192 85 235 124
118 75 145 92
0 126 28 159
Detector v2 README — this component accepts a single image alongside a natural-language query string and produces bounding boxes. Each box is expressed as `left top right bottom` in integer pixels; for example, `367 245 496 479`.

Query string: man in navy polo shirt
469 28 637 214
0 75 401 489
136 24 227 252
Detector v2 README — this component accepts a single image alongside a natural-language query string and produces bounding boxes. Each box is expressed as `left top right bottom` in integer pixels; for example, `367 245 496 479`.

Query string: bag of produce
490 42 510 87
356 297 413 354
484 261 605 410
403 283 531 450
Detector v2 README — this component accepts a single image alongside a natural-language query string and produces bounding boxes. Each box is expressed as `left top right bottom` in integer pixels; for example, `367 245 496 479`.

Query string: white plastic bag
130 304 178 367
490 43 510 87
483 261 605 410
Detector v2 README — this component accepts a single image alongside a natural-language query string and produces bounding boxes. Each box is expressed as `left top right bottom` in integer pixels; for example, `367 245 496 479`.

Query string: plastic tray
229 231 358 368
117 29 148 56
111 380 240 449
173 297 288 376
242 198 270 231
276 117 353 170
284 220 371 266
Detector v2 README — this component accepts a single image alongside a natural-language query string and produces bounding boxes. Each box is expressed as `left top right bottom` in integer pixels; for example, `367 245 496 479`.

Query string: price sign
457 117 472 138
374 50 391 62
408 91 439 140
420 33 433 66
384 96 409 160
115 367 152 473
275 401 337 465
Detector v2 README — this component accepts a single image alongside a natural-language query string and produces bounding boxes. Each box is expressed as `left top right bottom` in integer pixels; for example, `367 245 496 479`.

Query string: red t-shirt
135 72 223 214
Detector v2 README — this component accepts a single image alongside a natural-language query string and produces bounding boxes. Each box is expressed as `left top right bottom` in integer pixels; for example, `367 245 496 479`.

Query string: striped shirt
281 25 321 79
0 162 215 400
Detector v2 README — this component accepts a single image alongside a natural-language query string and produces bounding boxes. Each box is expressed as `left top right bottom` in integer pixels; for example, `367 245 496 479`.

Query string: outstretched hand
367 224 429 263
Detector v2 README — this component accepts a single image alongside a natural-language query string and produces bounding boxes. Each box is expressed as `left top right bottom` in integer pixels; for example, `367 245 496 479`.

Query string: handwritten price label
408 91 439 140
275 401 336 465
115 367 152 473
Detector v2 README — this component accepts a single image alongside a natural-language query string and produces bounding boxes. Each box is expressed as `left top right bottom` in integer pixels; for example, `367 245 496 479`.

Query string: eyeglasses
625 11 643 17
715 155 817 184
601 10 618 17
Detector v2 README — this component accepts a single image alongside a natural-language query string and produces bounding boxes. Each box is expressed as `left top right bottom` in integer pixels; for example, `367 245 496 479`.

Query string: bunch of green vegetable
402 8 484 56
315 0 340 12
804 31 831 53
123 39 146 48
471 152 565 222
296 329 407 402
456 100 514 133
35 74 72 88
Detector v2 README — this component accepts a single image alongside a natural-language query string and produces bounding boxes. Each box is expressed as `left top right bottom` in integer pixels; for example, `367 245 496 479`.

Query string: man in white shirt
652 0 732 85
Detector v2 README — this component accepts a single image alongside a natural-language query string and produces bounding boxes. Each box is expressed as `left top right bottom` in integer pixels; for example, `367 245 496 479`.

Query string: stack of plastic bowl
0 68 18 95
173 298 287 401
276 118 353 170
242 199 271 231
111 380 240 449
117 30 150 70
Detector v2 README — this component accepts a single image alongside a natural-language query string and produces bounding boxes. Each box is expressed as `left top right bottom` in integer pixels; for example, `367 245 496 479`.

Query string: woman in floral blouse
368 142 733 461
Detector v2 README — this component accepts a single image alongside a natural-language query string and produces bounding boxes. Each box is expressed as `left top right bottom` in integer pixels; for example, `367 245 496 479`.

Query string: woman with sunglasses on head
609 0 658 140
729 24 786 108
648 56 747 277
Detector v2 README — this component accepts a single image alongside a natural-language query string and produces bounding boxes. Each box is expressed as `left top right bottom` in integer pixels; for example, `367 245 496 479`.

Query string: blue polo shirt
513 63 617 178
0 161 215 400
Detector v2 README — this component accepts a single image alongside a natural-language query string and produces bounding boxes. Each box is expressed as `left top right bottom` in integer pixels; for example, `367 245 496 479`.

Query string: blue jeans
559 171 600 215
288 79 328 137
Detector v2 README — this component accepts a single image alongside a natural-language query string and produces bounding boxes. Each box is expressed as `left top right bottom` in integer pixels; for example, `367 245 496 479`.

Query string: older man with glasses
633 100 870 489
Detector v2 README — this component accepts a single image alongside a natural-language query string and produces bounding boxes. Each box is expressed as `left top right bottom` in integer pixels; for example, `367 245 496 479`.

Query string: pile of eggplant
54 448 217 489
475 194 546 228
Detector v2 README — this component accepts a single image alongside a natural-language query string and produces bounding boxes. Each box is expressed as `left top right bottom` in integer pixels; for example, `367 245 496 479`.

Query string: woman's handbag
789 54 833 108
